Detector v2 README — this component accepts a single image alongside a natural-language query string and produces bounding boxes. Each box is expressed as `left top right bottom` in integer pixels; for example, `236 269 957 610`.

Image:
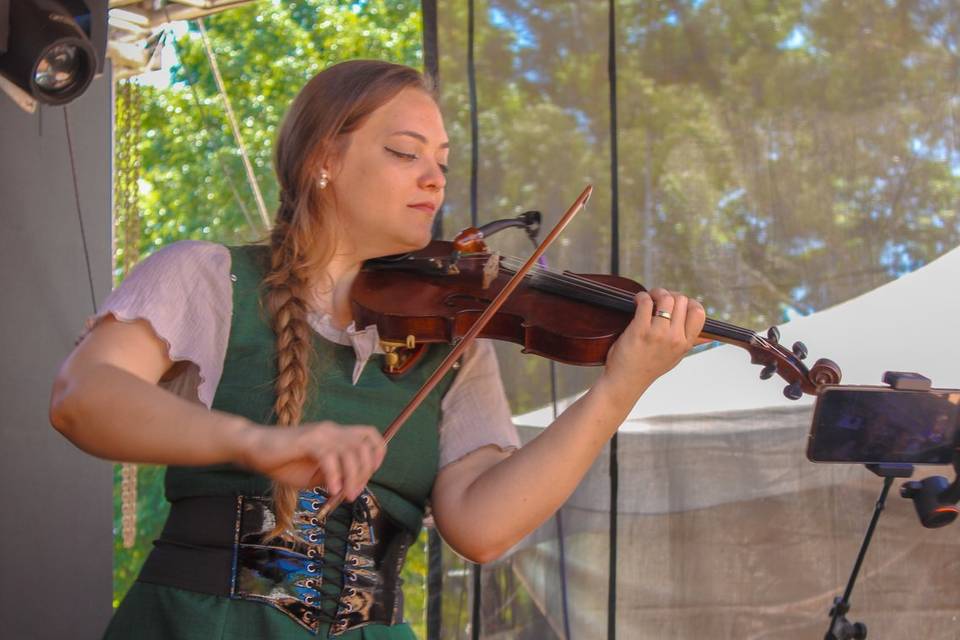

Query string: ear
320 138 349 179
319 157 338 178
316 155 338 191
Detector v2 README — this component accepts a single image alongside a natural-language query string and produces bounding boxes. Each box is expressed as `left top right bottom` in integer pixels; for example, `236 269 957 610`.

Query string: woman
49 60 705 639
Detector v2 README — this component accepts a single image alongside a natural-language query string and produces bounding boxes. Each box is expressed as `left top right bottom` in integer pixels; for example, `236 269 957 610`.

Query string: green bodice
164 243 457 533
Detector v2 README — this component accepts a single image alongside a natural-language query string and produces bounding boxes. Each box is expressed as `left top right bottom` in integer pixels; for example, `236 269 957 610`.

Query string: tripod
823 371 960 638
824 463 912 640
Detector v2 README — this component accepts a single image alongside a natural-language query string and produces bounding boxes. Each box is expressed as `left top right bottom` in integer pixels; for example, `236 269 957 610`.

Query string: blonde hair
264 60 434 538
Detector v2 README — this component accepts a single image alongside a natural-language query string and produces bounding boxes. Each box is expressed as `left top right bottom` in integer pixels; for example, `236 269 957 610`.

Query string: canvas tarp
507 245 960 638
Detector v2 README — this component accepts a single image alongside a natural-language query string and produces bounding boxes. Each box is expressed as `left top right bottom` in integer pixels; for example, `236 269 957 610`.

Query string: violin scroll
740 331 842 399
810 358 843 387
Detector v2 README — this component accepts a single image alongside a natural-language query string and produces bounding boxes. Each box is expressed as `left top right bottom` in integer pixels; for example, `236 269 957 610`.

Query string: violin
352 205 841 400
319 186 841 517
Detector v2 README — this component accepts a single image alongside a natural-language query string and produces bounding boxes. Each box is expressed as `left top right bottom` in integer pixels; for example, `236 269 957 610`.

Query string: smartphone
807 385 960 465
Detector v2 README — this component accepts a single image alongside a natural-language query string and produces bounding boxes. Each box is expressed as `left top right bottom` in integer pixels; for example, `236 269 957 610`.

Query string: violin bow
317 184 594 518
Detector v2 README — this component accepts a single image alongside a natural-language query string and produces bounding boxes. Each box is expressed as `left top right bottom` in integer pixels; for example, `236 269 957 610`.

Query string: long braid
256 60 436 539
263 215 321 539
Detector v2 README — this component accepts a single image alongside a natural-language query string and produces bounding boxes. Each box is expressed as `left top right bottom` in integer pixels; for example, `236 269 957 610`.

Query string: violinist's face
326 87 448 261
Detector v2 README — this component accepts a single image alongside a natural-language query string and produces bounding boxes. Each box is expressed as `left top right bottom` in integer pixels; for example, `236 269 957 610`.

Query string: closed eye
385 146 417 161
385 146 449 175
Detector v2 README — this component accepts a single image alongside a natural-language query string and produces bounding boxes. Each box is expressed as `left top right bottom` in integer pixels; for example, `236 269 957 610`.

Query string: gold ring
654 310 672 320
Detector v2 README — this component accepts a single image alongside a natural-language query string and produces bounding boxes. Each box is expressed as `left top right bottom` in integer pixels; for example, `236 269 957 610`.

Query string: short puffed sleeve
438 339 521 468
82 240 233 407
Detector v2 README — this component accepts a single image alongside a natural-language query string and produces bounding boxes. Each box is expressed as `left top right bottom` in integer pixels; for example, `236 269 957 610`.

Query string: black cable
426 527 443 640
422 5 444 637
422 0 439 88
606 0 620 638
467 3 482 638
467 0 479 227
471 563 481 640
422 0 444 241
551 362 573 639
63 106 98 314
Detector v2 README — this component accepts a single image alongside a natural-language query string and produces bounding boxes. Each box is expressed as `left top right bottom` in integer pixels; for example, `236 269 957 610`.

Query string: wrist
592 370 653 415
217 413 261 468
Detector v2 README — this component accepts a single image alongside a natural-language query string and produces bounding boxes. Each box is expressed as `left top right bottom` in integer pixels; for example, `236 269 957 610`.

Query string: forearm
433 374 650 563
50 361 251 466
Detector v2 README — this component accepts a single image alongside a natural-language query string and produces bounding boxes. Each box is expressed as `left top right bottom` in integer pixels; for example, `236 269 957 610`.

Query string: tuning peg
783 381 803 400
760 363 777 380
766 326 780 343
791 341 808 360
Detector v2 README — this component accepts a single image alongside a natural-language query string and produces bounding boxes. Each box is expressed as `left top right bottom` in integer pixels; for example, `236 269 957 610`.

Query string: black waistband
138 495 239 597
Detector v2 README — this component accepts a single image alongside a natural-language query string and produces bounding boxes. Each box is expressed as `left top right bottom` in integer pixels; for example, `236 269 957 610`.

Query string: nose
419 161 446 192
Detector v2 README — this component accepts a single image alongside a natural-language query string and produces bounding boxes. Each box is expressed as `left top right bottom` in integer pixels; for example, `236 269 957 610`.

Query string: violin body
352 241 643 367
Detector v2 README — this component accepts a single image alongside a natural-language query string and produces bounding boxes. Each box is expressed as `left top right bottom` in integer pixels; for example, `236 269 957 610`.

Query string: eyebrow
389 130 450 149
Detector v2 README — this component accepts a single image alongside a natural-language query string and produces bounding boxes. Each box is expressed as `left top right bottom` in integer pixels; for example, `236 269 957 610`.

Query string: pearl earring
318 173 329 190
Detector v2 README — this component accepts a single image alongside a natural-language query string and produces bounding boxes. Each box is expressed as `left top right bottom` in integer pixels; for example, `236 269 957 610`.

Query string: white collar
305 311 383 385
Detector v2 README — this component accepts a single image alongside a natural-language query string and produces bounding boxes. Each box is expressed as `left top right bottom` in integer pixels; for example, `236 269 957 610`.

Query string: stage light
0 0 107 108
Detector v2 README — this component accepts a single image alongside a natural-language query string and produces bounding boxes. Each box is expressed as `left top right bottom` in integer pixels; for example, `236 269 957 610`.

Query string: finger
307 467 328 491
685 298 707 343
353 441 379 500
633 292 654 331
672 294 688 333
366 429 388 469
318 452 342 496
649 288 675 324
353 426 386 468
339 448 362 501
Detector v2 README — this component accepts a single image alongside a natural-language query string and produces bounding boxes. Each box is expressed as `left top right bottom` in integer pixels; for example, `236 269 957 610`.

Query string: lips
407 202 437 214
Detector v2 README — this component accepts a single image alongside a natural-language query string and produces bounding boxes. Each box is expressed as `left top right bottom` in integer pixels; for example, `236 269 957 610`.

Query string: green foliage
129 0 423 260
112 0 427 622
402 527 429 635
435 0 960 413
112 464 169 608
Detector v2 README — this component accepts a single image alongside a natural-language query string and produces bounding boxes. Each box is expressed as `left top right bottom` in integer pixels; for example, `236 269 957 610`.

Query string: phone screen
807 386 960 464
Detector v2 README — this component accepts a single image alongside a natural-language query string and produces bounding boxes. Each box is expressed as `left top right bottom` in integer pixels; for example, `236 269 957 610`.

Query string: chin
373 232 432 259
401 226 435 251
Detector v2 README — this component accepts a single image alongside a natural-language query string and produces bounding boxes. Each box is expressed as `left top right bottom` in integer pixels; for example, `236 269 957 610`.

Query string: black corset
138 489 414 636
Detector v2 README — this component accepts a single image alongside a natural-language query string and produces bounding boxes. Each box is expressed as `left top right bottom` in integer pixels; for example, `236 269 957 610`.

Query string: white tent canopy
506 245 960 639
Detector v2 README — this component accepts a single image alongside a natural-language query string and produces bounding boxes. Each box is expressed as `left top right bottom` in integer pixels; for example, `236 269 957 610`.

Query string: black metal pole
825 476 895 640
606 0 621 638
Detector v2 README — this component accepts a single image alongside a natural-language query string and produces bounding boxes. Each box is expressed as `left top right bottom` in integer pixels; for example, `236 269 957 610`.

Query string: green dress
104 245 457 639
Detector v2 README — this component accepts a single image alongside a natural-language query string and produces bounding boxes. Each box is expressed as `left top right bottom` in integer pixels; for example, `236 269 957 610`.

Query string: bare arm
431 289 706 563
51 316 249 464
50 316 384 500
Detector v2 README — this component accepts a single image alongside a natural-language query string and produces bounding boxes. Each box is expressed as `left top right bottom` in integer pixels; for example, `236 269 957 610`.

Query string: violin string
496 254 729 327
521 265 760 342
498 256 640 302
468 254 815 383
456 253 758 342
492 255 758 341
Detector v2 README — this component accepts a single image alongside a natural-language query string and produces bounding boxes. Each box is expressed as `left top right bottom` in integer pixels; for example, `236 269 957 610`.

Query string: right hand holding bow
236 422 386 501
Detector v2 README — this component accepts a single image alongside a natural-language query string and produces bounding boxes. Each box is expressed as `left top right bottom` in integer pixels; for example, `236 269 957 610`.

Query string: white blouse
85 240 520 468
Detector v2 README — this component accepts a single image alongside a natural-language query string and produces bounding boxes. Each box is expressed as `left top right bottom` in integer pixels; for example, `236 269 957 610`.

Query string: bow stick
316 184 594 519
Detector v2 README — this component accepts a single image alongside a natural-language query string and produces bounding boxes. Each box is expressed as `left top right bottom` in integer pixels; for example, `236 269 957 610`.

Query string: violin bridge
482 251 500 290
